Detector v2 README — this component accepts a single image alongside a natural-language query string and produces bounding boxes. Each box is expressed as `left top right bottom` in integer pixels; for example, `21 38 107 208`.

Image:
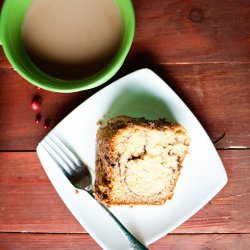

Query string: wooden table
0 0 249 249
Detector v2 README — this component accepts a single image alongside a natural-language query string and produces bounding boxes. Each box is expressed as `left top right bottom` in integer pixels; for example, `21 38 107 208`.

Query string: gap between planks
0 148 249 153
0 232 249 235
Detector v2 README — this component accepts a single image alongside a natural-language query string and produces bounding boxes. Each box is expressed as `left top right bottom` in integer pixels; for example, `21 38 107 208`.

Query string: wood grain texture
0 0 250 68
0 233 249 250
0 63 249 151
0 0 249 248
129 0 250 64
150 234 250 250
0 233 100 250
0 150 249 234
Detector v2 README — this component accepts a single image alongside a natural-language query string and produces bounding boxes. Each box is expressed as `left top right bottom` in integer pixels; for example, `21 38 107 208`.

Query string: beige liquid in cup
22 0 122 80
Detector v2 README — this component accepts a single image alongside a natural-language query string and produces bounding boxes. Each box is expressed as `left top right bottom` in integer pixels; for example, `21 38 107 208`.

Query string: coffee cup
0 0 135 93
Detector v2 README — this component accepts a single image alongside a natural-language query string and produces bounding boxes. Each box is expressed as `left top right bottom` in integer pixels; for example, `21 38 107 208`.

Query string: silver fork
40 133 148 250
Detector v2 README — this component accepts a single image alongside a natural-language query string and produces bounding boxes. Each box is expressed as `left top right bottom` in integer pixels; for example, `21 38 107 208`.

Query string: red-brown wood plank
0 150 249 234
0 233 100 250
0 49 9 68
0 0 250 68
0 68 99 151
0 233 249 250
129 0 250 64
150 234 250 250
0 63 249 151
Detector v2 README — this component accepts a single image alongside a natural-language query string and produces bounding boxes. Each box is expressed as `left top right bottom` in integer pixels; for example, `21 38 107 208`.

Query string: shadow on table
115 49 197 116
104 87 177 123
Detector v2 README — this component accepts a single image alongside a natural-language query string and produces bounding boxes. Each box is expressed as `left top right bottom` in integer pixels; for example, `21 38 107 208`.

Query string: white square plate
37 69 227 249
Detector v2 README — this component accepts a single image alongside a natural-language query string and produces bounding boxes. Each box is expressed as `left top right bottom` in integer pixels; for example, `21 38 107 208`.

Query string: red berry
43 119 50 129
35 114 41 124
31 100 41 111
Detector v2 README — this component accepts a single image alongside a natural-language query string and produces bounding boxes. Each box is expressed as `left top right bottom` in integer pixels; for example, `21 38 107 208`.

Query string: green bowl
0 0 135 93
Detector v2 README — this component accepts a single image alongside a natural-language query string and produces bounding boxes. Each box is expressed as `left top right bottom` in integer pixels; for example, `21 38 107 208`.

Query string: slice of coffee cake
94 116 190 206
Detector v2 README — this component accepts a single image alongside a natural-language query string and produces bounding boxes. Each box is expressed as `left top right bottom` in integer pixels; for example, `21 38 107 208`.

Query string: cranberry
31 100 41 111
35 114 41 124
43 119 50 129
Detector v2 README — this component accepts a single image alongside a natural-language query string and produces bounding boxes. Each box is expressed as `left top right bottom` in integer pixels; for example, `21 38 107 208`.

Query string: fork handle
89 193 148 250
